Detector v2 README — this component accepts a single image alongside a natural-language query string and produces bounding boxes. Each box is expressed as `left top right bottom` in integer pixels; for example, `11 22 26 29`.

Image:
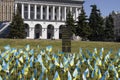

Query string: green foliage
65 11 76 36
76 7 91 40
9 11 25 39
104 14 114 41
89 5 104 41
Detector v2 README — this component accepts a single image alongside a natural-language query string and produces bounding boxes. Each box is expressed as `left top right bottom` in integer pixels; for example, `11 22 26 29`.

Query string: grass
0 39 120 59
0 39 120 54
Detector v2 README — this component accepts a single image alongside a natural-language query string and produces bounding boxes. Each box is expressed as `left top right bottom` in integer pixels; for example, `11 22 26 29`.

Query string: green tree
76 7 91 40
104 14 114 41
9 10 25 39
65 11 75 37
88 5 104 41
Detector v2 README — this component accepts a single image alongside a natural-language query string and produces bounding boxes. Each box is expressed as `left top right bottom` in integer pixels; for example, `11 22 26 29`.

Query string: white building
14 0 84 39
111 11 120 41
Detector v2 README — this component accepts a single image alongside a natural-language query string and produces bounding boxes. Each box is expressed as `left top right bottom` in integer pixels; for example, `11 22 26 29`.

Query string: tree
104 14 114 41
76 7 91 40
88 5 104 41
9 10 25 39
65 11 76 37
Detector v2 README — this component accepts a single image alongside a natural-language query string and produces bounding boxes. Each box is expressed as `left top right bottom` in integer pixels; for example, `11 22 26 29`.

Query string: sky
84 0 120 17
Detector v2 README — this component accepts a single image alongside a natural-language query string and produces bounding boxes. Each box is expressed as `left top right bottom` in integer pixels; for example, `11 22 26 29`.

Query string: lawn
0 39 120 54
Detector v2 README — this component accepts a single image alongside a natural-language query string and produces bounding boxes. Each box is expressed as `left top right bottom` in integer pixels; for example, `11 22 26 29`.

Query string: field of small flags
0 45 119 80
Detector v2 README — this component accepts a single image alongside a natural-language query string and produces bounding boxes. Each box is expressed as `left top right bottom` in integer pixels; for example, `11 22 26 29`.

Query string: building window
55 8 57 13
43 15 45 20
49 7 51 13
30 5 34 19
43 7 45 13
10 6 11 20
24 5 28 19
31 12 34 19
31 6 34 11
37 6 40 12
37 14 40 19
55 15 57 20
6 6 7 21
116 29 119 34
24 6 28 11
24 12 28 19
49 15 51 20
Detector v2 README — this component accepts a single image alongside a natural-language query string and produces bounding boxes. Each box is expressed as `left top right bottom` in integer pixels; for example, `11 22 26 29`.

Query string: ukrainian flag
46 46 52 52
53 71 61 80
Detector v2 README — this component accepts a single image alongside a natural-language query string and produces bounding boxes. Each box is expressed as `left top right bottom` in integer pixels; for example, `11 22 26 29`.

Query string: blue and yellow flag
98 69 102 79
0 76 2 80
46 46 52 52
68 71 72 80
70 58 74 67
4 45 10 50
73 67 80 78
25 45 30 51
53 71 61 80
82 68 89 80
19 56 23 63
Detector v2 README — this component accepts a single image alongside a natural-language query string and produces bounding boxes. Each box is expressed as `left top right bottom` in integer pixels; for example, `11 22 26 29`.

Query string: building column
34 4 37 19
70 7 72 12
41 28 44 39
54 28 59 39
52 6 55 20
21 4 24 19
64 7 66 21
29 27 35 39
41 28 46 39
41 28 47 39
41 5 43 20
76 8 78 21
15 3 18 14
46 6 49 20
28 4 31 19
58 6 61 21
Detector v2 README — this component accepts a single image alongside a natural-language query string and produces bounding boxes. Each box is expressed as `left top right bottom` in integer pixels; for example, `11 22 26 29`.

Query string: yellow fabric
0 65 2 71
19 56 23 63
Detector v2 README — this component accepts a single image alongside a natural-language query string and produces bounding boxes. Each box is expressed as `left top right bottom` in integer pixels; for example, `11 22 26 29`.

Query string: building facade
0 0 84 39
0 0 14 21
112 11 120 41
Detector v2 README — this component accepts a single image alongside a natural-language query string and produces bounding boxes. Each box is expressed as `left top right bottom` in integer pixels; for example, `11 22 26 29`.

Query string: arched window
24 23 29 38
47 24 54 39
34 24 42 39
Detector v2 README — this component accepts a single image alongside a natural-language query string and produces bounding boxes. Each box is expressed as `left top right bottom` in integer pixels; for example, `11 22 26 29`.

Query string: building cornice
15 0 84 7
15 0 84 4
